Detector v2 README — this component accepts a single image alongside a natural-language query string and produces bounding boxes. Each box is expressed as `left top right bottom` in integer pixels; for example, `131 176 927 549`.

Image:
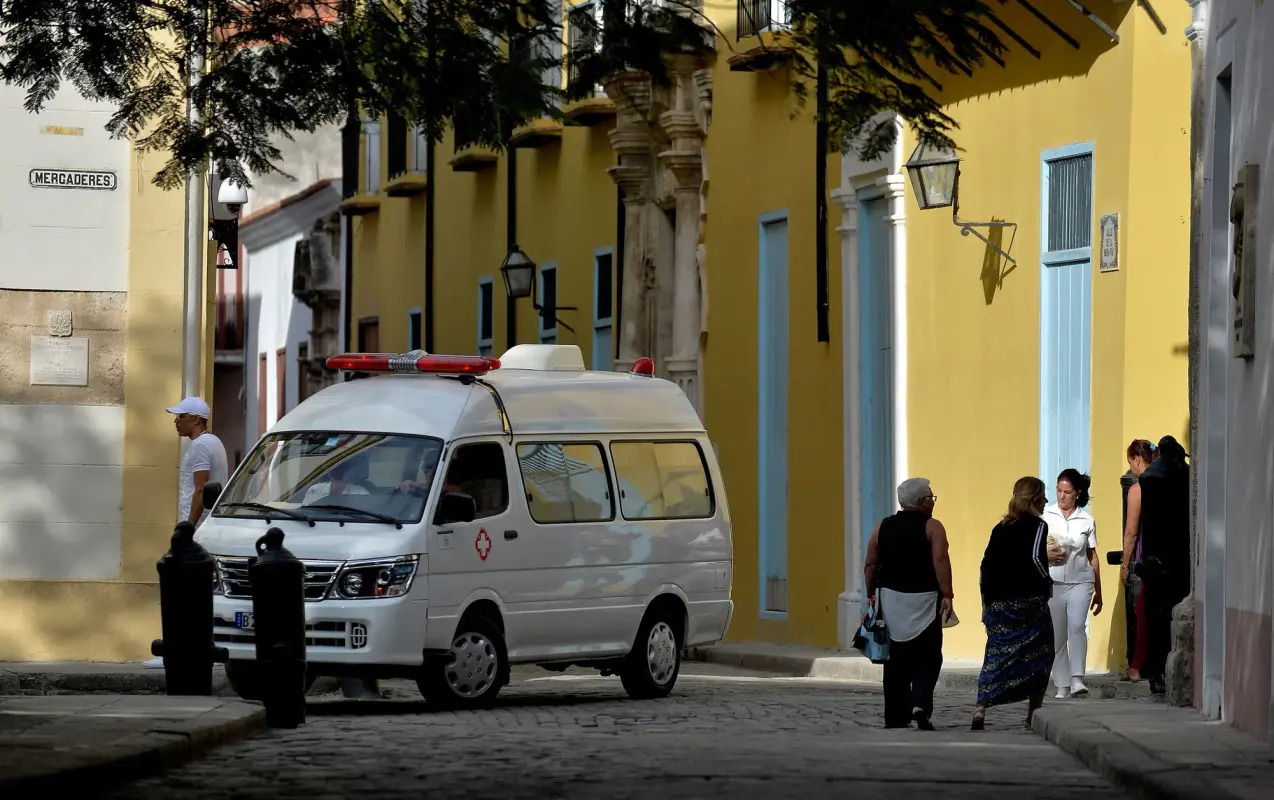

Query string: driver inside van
302 456 372 505
397 445 459 495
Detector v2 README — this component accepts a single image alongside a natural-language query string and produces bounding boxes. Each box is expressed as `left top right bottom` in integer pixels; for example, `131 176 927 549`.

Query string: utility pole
181 3 209 421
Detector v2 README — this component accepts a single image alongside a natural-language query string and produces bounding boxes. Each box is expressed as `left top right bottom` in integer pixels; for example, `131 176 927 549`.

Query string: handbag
853 594 891 663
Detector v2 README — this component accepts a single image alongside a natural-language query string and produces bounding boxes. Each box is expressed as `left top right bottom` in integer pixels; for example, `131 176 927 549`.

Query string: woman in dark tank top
877 510 942 594
864 477 953 731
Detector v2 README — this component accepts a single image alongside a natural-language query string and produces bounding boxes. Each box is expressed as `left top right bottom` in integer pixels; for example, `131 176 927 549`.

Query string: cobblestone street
105 664 1131 799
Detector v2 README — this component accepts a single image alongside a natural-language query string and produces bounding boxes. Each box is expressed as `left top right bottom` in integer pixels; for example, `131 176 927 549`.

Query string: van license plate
234 612 254 631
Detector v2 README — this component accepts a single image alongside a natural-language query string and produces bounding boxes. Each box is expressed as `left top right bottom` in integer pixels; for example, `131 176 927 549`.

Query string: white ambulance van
197 344 733 708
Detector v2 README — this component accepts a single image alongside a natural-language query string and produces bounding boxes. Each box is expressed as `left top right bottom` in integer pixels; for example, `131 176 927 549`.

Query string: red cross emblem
475 529 492 561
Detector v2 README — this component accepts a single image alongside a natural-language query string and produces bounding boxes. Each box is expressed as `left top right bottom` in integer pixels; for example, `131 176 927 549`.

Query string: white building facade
0 81 132 582
238 180 344 454
1191 0 1274 746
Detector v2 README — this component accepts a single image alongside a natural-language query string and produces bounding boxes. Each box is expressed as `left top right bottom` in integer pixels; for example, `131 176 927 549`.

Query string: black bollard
153 519 226 695
249 528 307 728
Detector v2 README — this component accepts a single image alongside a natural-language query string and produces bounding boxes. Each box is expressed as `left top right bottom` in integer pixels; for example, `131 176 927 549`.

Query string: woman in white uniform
1043 468 1103 698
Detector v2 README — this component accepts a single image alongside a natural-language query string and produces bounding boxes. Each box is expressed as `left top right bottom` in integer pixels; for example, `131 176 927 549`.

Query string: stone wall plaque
1099 213 1119 273
30 336 90 386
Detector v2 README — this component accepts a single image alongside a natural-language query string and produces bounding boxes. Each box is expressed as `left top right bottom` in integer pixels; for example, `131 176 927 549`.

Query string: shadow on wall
934 1 1131 107
0 295 193 662
978 222 1018 304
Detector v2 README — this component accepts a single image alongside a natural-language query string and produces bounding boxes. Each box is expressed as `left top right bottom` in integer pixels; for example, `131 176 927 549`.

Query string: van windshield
214 432 443 525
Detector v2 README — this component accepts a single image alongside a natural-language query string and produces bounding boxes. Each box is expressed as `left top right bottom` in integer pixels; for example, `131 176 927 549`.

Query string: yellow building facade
345 0 1190 670
0 83 217 660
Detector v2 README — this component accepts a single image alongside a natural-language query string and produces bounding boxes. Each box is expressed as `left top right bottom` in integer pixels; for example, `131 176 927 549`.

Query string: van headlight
334 555 419 599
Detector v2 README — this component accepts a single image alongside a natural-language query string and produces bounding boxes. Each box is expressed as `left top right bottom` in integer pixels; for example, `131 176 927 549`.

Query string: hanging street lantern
904 141 960 211
499 246 536 300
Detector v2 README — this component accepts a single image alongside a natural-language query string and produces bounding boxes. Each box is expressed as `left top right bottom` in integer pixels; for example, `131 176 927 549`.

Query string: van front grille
215 557 343 601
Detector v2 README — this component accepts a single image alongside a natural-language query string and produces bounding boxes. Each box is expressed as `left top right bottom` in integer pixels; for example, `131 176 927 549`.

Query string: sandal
912 708 935 731
971 708 986 731
1025 693 1043 728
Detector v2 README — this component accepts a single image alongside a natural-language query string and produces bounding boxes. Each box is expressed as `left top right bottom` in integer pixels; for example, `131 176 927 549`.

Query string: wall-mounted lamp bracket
903 147 1019 267
535 303 578 335
954 212 1018 267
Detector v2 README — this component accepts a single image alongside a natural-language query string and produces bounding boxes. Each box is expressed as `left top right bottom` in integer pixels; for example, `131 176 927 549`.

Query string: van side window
515 442 614 523
443 442 509 519
609 441 714 520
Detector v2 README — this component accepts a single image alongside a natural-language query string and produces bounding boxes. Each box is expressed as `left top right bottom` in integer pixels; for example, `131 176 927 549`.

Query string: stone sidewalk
1032 700 1270 800
0 661 200 695
688 642 1153 699
0 694 264 793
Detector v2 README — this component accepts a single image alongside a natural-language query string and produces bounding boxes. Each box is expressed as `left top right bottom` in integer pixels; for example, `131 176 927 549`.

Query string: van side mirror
434 492 476 525
203 481 223 509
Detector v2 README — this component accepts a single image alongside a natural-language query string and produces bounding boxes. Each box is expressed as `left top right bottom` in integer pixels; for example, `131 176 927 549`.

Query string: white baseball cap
167 396 211 418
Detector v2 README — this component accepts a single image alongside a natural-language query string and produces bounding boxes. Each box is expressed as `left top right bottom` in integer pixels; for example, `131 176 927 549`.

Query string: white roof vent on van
497 344 586 371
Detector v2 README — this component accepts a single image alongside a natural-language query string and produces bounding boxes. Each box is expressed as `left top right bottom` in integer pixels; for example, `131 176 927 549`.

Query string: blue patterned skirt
977 596 1055 708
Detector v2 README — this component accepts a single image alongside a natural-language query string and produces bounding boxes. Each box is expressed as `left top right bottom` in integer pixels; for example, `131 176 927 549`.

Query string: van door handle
504 530 519 540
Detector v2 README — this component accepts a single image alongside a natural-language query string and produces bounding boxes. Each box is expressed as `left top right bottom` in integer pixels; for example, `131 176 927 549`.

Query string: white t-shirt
180 432 230 525
1042 503 1098 584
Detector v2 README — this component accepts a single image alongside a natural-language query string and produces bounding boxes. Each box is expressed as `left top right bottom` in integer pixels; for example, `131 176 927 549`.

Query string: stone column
1168 0 1209 714
608 164 651 370
663 152 703 412
659 60 707 412
830 185 862 651
605 71 658 373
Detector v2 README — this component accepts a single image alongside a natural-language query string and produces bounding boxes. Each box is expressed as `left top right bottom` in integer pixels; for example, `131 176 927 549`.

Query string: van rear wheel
418 618 506 709
620 612 681 700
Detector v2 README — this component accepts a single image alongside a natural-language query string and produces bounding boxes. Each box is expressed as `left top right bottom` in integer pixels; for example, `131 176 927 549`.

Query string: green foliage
781 0 1007 161
0 0 1006 188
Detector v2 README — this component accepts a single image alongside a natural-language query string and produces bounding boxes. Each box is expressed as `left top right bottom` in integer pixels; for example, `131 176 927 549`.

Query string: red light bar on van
631 356 655 377
326 352 501 376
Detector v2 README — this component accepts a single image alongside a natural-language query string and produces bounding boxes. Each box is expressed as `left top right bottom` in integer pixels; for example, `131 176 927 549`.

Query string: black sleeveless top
876 509 940 594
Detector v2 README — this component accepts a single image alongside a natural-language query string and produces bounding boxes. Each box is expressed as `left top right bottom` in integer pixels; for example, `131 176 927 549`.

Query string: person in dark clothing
1119 438 1157 682
972 476 1060 730
864 477 954 731
1135 436 1190 694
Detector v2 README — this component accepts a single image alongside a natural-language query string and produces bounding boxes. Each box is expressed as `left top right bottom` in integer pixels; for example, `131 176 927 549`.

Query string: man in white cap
168 396 229 526
144 396 228 670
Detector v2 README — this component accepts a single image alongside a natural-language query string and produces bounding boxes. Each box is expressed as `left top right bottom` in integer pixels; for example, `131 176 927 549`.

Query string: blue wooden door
758 213 789 617
1039 146 1094 483
858 196 894 554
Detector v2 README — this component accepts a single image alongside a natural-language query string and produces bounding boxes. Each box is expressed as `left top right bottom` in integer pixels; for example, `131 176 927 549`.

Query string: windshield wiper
304 504 403 528
218 502 316 527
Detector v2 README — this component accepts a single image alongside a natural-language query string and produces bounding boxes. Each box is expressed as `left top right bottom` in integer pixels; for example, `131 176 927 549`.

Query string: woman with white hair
864 477 955 730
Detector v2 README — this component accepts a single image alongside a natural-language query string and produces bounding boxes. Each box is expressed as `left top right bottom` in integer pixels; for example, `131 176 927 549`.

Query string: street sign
1099 213 1119 273
28 168 118 191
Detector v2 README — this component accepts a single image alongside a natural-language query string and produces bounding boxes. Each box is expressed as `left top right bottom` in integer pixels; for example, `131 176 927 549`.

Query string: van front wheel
418 619 506 709
620 614 681 700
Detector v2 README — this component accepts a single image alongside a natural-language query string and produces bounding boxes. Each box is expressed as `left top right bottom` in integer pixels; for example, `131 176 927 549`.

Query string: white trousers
1049 582 1093 688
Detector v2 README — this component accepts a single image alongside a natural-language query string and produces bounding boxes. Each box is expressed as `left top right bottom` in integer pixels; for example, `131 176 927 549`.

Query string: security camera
217 180 249 216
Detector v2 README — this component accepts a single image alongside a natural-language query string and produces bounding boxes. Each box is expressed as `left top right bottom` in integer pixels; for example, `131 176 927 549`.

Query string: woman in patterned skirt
972 476 1064 730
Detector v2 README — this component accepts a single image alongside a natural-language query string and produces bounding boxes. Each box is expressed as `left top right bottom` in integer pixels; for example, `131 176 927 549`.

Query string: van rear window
610 441 714 521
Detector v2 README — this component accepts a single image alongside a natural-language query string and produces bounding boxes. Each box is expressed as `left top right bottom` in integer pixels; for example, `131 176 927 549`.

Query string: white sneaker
1055 686 1071 699
1070 679 1089 697
142 657 165 670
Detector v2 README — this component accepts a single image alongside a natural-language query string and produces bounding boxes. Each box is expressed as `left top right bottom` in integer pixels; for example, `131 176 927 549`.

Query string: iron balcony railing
737 0 790 39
